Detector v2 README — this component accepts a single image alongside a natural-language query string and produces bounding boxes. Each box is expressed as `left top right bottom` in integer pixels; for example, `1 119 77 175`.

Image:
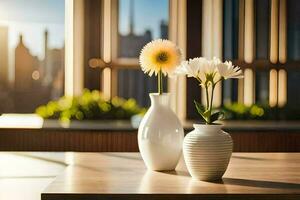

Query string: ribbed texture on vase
183 129 233 181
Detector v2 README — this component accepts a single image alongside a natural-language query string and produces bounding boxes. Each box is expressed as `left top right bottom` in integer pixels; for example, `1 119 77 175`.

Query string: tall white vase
183 124 232 181
138 93 184 171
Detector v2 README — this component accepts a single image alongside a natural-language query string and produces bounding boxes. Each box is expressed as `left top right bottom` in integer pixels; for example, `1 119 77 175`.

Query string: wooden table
42 153 300 200
0 152 66 200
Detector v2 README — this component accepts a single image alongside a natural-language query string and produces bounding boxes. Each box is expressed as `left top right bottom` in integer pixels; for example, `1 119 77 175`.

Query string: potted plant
138 39 184 171
176 57 243 180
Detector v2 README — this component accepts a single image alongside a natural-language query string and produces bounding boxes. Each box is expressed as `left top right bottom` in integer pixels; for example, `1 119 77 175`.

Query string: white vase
138 93 184 171
183 124 232 181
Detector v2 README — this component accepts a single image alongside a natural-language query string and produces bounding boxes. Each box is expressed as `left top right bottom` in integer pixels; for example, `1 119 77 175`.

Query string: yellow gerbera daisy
139 39 182 76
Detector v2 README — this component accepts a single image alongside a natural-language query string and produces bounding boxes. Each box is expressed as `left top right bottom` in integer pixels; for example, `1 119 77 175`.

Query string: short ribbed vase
183 124 232 181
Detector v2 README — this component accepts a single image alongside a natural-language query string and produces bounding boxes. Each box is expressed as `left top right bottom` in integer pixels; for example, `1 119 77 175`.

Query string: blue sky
119 0 169 38
0 0 64 24
0 0 65 59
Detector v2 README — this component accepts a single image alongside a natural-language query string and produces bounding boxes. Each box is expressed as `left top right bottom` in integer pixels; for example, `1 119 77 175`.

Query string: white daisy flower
217 61 243 79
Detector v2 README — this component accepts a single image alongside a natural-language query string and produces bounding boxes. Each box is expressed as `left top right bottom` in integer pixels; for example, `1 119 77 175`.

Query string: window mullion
65 0 84 97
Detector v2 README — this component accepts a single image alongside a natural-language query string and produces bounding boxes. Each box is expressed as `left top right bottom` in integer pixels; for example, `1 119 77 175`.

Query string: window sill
0 114 300 132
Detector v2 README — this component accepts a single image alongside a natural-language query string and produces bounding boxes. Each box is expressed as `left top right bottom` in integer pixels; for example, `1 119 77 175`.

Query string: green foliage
194 100 224 124
222 103 300 120
210 111 224 122
222 103 265 120
36 89 146 122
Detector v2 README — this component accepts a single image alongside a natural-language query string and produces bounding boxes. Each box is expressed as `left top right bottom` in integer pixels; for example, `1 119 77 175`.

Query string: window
116 0 169 107
287 0 300 106
0 0 65 113
118 0 169 58
1 0 297 120
186 0 300 119
86 0 185 117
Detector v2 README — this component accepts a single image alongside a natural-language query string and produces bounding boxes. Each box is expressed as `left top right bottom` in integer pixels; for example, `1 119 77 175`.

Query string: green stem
208 78 222 122
205 85 209 110
208 84 216 123
158 70 163 94
214 78 223 85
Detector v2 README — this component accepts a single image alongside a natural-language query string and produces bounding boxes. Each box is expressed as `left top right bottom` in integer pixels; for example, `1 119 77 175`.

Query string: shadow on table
104 153 141 161
162 171 300 190
231 155 270 161
213 178 300 190
162 170 191 177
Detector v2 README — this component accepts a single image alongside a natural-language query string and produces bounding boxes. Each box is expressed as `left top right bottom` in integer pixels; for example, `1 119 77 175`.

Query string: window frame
98 0 187 119
65 0 85 96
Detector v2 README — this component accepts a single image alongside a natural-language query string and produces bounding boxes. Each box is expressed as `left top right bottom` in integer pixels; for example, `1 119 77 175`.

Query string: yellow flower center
155 51 169 64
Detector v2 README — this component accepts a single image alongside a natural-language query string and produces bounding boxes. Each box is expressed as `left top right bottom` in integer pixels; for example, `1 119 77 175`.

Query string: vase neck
149 93 170 107
193 124 223 134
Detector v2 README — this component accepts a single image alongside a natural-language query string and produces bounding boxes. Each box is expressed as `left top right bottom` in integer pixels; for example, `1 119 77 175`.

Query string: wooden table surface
42 153 300 200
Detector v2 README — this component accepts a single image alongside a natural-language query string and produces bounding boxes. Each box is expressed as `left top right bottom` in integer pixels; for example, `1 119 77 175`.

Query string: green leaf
210 111 225 123
194 100 205 113
203 110 211 118
194 100 209 122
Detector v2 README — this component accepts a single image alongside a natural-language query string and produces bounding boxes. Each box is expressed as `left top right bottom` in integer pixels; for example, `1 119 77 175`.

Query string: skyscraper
118 0 152 58
0 26 9 86
160 20 168 39
15 35 39 91
13 31 64 112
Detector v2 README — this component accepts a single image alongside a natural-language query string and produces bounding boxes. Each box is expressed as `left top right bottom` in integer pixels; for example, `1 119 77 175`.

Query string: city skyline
0 25 64 112
119 0 169 38
0 0 65 59
0 0 65 83
0 0 169 61
118 0 169 106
